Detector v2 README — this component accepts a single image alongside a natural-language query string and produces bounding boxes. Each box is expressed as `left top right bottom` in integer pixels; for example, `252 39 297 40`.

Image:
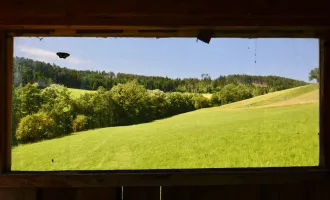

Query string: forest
12 57 310 145
13 57 307 93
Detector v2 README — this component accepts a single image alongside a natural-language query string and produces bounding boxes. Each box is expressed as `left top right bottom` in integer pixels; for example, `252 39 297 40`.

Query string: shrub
192 94 211 109
16 111 55 143
166 92 195 116
148 89 169 119
41 84 74 135
110 81 151 124
211 92 222 106
72 115 88 132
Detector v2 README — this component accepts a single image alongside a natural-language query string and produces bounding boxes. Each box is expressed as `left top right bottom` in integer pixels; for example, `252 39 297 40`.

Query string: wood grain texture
37 188 77 200
76 187 121 200
1 0 330 27
0 32 12 174
162 185 261 200
123 186 160 200
0 31 5 174
308 183 330 200
6 27 326 38
0 188 36 200
277 184 309 200
0 168 327 187
320 38 330 169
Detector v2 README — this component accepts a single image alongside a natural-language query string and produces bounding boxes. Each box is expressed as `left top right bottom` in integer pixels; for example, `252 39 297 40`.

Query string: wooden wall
1 0 330 28
1 0 330 199
0 183 330 200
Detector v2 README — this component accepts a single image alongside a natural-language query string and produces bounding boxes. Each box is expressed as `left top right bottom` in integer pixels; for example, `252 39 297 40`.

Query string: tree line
14 57 307 93
12 82 212 144
12 57 310 144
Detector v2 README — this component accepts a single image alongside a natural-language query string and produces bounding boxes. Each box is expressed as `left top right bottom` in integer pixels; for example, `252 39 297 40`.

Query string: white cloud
16 45 91 65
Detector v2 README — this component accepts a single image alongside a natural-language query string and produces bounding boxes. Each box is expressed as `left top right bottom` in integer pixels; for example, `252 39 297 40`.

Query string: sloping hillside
12 84 319 171
218 84 318 109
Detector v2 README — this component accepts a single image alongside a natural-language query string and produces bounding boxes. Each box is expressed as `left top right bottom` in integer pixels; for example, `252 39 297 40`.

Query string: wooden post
319 37 330 168
0 30 12 174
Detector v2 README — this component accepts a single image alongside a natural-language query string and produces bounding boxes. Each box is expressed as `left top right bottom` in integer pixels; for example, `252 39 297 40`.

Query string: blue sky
14 37 319 82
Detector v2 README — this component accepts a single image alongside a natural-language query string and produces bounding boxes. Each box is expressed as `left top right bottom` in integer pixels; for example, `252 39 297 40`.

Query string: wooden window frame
0 28 330 187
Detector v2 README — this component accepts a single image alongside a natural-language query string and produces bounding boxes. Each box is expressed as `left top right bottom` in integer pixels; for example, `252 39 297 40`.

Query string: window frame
1 29 329 187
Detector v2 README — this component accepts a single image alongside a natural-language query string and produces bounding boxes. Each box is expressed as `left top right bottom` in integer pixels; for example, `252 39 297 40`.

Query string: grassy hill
68 88 95 98
12 84 319 171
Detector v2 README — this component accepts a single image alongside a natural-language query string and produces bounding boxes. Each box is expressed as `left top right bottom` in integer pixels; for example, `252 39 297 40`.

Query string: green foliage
211 92 222 106
218 84 252 105
166 92 195 116
40 84 74 135
14 83 41 116
12 83 42 144
10 57 314 145
72 115 88 132
16 111 55 143
12 103 319 170
14 56 307 93
110 81 153 124
191 94 211 109
309 68 320 83
147 89 169 119
75 87 118 129
252 86 268 97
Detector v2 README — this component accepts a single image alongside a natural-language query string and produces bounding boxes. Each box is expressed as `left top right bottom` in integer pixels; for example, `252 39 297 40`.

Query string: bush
166 92 195 116
148 89 169 119
211 92 222 106
192 94 211 109
72 115 88 132
110 81 151 124
75 89 118 129
41 84 74 135
16 111 55 143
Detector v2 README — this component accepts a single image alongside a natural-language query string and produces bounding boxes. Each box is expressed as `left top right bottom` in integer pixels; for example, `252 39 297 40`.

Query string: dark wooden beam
6 27 328 38
0 0 330 28
0 31 4 174
123 186 160 200
0 188 36 200
0 31 12 174
0 168 328 187
320 37 330 168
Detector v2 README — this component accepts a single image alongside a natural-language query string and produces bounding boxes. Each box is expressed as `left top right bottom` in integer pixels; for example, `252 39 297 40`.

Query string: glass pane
11 37 319 171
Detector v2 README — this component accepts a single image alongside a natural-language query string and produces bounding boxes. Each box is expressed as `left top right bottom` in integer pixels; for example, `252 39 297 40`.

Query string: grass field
12 84 319 171
68 88 95 98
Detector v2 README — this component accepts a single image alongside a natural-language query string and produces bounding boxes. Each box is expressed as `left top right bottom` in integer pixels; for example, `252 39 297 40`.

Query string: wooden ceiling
1 0 330 38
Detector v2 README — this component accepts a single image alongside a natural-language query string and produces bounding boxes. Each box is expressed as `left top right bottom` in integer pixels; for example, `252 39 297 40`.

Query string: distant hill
13 57 307 93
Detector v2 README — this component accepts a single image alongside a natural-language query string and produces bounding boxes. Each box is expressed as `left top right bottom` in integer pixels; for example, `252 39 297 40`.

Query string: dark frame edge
0 168 329 187
320 37 330 168
0 31 12 174
0 30 329 187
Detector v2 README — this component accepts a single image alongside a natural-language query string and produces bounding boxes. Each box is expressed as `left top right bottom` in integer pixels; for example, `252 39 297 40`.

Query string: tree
14 56 307 94
148 89 169 119
16 111 55 143
110 81 152 124
40 84 74 135
309 68 320 83
72 115 88 132
75 87 118 129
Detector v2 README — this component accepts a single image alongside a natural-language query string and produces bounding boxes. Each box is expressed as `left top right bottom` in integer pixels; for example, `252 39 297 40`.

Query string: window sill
0 167 328 187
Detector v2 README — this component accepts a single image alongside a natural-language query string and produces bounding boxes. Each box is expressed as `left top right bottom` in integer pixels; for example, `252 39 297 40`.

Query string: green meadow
12 84 319 171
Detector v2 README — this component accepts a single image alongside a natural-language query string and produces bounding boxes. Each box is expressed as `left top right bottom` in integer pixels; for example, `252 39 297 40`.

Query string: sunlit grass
12 84 319 170
68 88 95 98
